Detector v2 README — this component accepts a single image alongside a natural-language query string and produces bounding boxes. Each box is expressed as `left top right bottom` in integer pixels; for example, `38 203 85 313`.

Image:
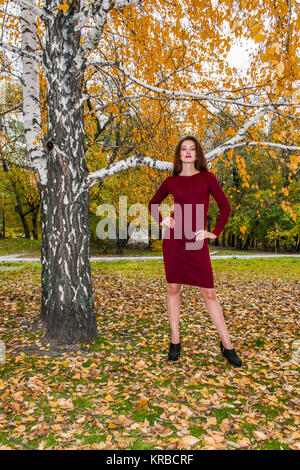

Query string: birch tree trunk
20 4 97 345
40 6 98 344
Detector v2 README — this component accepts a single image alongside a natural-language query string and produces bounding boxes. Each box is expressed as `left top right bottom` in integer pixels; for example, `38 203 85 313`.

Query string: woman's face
180 140 196 163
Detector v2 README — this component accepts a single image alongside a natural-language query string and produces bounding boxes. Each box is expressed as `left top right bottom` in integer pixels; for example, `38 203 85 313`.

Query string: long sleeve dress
148 171 231 288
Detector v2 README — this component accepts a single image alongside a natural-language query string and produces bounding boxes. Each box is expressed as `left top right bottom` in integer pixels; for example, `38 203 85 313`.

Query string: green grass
1 237 295 258
89 256 299 281
0 238 41 255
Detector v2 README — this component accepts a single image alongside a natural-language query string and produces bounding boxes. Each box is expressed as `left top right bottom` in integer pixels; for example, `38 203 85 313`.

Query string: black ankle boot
168 342 181 361
220 341 242 367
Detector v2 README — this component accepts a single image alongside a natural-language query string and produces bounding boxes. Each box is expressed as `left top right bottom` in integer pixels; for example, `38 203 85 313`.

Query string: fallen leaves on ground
0 260 299 450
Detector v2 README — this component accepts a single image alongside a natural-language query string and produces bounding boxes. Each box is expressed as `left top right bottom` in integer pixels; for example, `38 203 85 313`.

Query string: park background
0 0 299 451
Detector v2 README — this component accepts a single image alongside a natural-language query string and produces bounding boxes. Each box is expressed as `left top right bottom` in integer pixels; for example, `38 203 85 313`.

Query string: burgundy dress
148 171 231 288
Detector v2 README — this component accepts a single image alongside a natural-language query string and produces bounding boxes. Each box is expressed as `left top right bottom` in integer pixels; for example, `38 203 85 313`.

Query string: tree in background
0 81 40 238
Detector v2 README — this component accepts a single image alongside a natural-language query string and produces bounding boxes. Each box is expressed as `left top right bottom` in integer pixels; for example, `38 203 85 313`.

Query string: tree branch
109 0 142 9
209 141 300 158
80 133 300 194
79 96 299 193
0 39 41 62
15 0 52 22
83 155 172 193
74 0 141 67
86 60 298 109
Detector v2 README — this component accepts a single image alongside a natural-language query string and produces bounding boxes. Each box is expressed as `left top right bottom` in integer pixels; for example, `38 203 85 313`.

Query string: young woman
148 136 242 367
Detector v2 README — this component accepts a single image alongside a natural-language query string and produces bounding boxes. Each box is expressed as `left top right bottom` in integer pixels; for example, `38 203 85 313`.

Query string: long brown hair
172 136 209 176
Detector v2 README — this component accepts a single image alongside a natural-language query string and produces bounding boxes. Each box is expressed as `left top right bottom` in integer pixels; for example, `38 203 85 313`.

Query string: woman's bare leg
199 287 234 349
167 283 182 344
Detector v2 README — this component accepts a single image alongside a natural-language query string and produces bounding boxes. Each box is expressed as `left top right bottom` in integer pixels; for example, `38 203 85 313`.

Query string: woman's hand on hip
160 216 175 228
195 229 217 241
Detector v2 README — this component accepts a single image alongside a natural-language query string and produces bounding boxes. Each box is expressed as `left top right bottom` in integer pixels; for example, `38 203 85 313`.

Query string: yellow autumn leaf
207 416 217 425
275 62 285 75
253 430 268 440
282 187 289 196
250 23 261 37
25 416 36 422
1 389 9 400
177 435 199 449
72 373 81 379
137 399 148 409
265 46 276 56
15 425 26 433
254 32 265 43
227 127 236 136
56 398 74 409
104 394 113 401
238 437 251 446
52 424 62 431
161 427 173 436
108 422 118 429
59 3 69 14
231 18 239 31
204 436 216 446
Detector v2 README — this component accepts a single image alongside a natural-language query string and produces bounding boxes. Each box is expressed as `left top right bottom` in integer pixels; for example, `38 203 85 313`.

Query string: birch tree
0 0 299 346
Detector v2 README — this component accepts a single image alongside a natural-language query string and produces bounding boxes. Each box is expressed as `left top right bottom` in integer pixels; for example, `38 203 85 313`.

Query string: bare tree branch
86 60 298 109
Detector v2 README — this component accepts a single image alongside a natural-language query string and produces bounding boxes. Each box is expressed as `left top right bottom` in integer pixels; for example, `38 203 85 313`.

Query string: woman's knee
199 287 217 301
167 283 182 295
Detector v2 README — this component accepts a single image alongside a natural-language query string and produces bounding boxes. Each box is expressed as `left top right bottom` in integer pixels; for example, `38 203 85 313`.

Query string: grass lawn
0 238 291 258
0 257 299 450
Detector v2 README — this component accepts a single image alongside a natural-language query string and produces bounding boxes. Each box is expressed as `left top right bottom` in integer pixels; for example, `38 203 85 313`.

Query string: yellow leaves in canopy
282 187 289 196
59 1 69 14
282 88 294 98
226 149 234 160
226 127 236 136
254 32 266 43
249 22 261 37
240 0 254 9
31 137 40 146
275 62 285 77
281 201 297 222
266 43 280 55
240 225 247 235
288 155 300 171
231 18 239 32
249 20 266 43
